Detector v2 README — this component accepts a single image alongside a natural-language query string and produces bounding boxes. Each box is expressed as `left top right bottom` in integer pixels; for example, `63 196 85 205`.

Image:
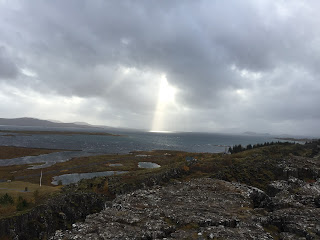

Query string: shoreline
0 146 62 160
0 130 121 136
275 137 315 142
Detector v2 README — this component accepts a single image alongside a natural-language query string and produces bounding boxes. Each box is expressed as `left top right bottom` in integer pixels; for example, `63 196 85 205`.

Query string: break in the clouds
0 0 320 136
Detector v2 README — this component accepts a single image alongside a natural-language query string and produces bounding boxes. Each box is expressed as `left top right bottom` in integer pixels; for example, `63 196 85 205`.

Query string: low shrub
0 193 14 205
16 196 29 211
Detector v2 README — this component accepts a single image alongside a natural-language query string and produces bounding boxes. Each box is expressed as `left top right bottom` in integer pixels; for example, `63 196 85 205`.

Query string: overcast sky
0 0 319 136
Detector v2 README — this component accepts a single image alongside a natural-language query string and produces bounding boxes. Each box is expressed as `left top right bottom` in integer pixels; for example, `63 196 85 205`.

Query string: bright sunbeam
151 75 176 132
158 75 175 103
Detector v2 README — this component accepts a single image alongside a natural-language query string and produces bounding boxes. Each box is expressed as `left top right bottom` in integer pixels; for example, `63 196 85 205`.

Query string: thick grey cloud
0 0 320 136
0 46 18 79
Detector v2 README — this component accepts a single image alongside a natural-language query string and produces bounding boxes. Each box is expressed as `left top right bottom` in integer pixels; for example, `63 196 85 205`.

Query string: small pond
51 171 128 185
109 163 123 167
0 151 100 169
138 162 161 169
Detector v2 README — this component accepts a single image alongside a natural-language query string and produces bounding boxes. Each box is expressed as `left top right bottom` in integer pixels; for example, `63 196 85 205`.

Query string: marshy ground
0 146 191 218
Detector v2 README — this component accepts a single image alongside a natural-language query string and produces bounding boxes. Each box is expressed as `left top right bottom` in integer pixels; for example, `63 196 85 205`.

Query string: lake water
51 171 128 185
0 125 277 167
138 162 161 169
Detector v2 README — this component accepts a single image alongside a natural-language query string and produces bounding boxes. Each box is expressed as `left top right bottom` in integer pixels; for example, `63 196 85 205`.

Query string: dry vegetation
0 146 60 159
0 181 61 218
1 141 318 220
0 147 192 217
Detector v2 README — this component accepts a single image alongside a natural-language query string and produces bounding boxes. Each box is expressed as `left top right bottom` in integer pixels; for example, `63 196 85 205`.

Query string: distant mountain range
243 131 271 136
0 117 145 133
242 131 312 139
0 117 101 129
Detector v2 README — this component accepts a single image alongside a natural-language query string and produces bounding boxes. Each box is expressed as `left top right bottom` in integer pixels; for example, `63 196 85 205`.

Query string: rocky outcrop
262 178 320 239
0 193 106 240
51 176 320 240
107 166 186 195
51 178 275 239
277 156 320 180
0 167 187 240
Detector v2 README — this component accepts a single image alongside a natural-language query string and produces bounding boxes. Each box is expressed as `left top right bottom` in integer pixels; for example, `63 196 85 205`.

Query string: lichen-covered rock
51 174 320 240
265 208 320 239
264 177 320 239
50 178 274 240
277 156 320 180
269 177 320 209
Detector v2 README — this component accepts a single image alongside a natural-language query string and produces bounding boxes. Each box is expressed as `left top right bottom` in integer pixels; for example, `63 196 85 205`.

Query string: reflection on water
51 171 128 185
0 151 100 169
138 162 161 168
0 126 277 167
109 163 123 167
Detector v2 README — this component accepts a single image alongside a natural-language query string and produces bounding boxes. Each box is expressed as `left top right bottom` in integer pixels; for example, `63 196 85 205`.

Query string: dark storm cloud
0 46 18 79
0 0 320 135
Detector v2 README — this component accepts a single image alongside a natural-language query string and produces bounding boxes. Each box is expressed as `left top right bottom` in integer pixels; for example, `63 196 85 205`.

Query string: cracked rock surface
51 174 320 240
264 178 320 239
51 178 274 239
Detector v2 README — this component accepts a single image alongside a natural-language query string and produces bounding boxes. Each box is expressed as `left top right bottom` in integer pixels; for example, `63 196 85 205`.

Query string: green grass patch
0 181 61 218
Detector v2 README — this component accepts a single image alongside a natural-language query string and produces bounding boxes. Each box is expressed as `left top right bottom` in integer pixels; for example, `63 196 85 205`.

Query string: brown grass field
0 146 193 218
0 181 61 218
0 142 313 219
0 146 61 159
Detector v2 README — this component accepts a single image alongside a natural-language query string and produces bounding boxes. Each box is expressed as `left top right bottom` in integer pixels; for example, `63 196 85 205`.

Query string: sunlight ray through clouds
151 75 177 132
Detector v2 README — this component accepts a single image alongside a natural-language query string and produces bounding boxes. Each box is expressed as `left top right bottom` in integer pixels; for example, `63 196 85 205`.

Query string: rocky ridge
51 178 273 239
0 167 186 239
0 193 106 240
51 151 320 240
51 176 320 239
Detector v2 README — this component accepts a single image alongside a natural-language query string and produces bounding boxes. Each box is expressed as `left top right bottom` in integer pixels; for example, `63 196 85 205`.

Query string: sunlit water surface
0 125 277 167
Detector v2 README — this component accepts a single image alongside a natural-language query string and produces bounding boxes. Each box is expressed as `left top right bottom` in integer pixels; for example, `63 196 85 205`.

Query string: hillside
0 117 99 129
